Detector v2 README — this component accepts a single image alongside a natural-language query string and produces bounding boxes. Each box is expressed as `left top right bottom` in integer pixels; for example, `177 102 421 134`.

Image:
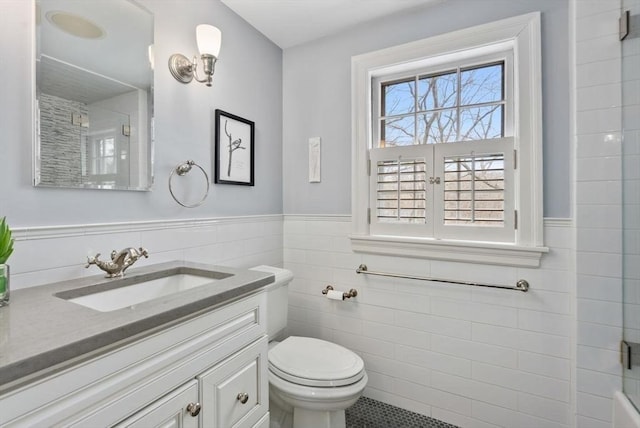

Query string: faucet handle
86 253 101 268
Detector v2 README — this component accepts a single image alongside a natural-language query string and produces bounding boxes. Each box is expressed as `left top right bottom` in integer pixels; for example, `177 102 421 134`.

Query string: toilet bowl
269 336 368 428
250 266 368 428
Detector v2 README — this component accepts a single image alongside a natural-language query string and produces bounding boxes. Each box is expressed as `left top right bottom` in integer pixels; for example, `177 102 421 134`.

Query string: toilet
250 266 368 428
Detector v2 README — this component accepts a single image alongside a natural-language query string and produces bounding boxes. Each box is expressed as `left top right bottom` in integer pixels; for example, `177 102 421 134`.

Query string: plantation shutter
433 137 515 242
369 146 433 237
369 138 514 242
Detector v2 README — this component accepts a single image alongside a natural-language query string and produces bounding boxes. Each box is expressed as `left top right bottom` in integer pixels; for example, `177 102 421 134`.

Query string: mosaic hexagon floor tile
346 397 459 428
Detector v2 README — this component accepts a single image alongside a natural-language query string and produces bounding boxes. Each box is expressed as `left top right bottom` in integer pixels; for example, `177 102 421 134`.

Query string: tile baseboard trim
12 215 572 241
284 214 351 222
284 214 573 228
13 215 284 241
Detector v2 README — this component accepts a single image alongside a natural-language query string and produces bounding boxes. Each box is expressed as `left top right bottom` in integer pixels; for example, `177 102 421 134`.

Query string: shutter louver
443 153 505 226
376 158 426 224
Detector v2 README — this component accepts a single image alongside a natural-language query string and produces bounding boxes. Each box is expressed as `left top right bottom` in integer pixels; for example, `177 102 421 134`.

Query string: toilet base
269 392 292 428
269 397 346 428
295 408 345 428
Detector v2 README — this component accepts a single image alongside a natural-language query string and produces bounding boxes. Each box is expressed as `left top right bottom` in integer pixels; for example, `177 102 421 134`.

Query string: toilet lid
269 336 365 387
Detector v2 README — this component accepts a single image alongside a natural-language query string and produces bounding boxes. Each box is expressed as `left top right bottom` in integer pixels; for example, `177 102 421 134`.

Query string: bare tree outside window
380 63 503 146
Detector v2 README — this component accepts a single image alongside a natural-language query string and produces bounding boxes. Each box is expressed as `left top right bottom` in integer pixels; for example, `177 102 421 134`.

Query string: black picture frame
214 109 255 186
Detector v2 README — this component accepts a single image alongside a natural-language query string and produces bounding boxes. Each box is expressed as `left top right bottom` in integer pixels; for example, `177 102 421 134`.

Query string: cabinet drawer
199 337 268 428
114 380 199 428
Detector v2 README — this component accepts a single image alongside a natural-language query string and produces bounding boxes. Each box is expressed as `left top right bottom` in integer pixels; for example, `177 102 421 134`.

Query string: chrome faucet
86 247 149 278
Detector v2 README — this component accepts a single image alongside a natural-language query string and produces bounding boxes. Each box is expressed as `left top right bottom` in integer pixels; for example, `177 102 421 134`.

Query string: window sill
349 234 548 267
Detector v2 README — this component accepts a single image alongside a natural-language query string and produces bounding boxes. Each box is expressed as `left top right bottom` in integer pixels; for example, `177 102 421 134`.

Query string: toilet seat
269 336 365 387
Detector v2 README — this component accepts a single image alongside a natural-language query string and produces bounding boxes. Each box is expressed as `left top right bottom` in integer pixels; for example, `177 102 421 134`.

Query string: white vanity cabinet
0 292 269 428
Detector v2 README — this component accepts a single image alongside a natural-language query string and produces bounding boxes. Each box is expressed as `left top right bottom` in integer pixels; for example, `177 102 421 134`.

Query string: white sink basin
67 273 218 312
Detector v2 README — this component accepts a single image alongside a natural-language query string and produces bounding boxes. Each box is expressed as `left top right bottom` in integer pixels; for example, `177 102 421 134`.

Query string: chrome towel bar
355 264 529 292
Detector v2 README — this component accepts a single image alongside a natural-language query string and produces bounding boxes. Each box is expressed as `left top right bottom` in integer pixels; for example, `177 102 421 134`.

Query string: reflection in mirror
35 0 154 191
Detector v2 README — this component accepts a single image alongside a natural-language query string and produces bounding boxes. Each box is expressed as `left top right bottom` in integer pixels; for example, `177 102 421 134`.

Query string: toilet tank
250 265 293 338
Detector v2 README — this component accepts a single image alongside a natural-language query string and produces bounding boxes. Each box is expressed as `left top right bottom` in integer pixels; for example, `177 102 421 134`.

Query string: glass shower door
622 0 640 411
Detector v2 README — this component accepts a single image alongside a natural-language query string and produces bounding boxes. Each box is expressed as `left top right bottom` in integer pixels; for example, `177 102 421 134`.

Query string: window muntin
378 61 506 148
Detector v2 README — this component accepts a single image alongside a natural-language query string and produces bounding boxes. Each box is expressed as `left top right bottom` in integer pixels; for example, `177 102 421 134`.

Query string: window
377 61 506 146
351 13 547 267
371 54 514 243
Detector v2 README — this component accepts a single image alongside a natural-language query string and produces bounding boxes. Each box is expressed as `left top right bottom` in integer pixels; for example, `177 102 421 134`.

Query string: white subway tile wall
575 0 625 426
9 216 284 291
284 215 573 428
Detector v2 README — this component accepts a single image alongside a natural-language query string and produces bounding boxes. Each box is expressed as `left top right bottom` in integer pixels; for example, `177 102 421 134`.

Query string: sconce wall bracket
168 53 194 84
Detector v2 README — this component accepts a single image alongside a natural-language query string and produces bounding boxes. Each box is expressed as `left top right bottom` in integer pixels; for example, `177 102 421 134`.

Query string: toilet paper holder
322 285 358 299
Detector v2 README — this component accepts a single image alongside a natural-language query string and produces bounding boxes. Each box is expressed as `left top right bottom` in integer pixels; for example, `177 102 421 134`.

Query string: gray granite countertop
0 261 274 393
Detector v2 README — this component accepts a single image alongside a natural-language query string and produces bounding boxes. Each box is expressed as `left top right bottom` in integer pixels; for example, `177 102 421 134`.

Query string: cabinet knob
186 402 201 417
237 392 249 404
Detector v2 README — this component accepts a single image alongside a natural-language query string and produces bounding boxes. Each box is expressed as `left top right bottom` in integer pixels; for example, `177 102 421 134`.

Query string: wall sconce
168 24 222 87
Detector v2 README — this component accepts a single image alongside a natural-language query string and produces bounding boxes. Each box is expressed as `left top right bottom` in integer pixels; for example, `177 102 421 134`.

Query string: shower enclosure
622 0 640 412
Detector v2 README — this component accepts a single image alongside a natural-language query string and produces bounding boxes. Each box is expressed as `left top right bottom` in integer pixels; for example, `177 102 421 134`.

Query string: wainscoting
10 215 283 291
284 215 575 428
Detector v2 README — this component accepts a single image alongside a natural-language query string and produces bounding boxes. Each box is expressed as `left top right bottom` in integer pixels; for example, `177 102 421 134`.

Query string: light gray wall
282 0 570 218
0 0 283 227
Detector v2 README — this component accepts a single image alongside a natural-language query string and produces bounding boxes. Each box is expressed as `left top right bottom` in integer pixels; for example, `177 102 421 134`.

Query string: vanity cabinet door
198 337 268 428
114 380 199 428
252 413 270 428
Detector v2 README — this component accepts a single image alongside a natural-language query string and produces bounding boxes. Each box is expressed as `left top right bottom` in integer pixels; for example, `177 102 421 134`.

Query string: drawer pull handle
237 392 249 404
186 402 201 417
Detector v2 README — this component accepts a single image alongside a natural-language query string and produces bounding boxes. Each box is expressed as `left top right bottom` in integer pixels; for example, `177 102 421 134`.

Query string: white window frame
350 12 548 267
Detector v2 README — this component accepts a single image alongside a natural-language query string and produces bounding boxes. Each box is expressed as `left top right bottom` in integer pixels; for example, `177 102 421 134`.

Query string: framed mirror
34 0 154 191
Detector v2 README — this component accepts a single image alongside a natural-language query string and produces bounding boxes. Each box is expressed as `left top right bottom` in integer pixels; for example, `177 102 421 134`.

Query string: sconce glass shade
196 24 222 58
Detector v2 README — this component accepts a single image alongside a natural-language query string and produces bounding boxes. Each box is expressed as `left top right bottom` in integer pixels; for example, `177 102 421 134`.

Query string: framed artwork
214 109 254 186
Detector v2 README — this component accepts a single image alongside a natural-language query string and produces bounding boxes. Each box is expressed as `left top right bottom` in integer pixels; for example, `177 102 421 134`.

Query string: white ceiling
220 0 444 49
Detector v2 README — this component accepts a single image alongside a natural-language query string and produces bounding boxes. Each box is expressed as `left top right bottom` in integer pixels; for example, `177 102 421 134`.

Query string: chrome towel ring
168 160 210 208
